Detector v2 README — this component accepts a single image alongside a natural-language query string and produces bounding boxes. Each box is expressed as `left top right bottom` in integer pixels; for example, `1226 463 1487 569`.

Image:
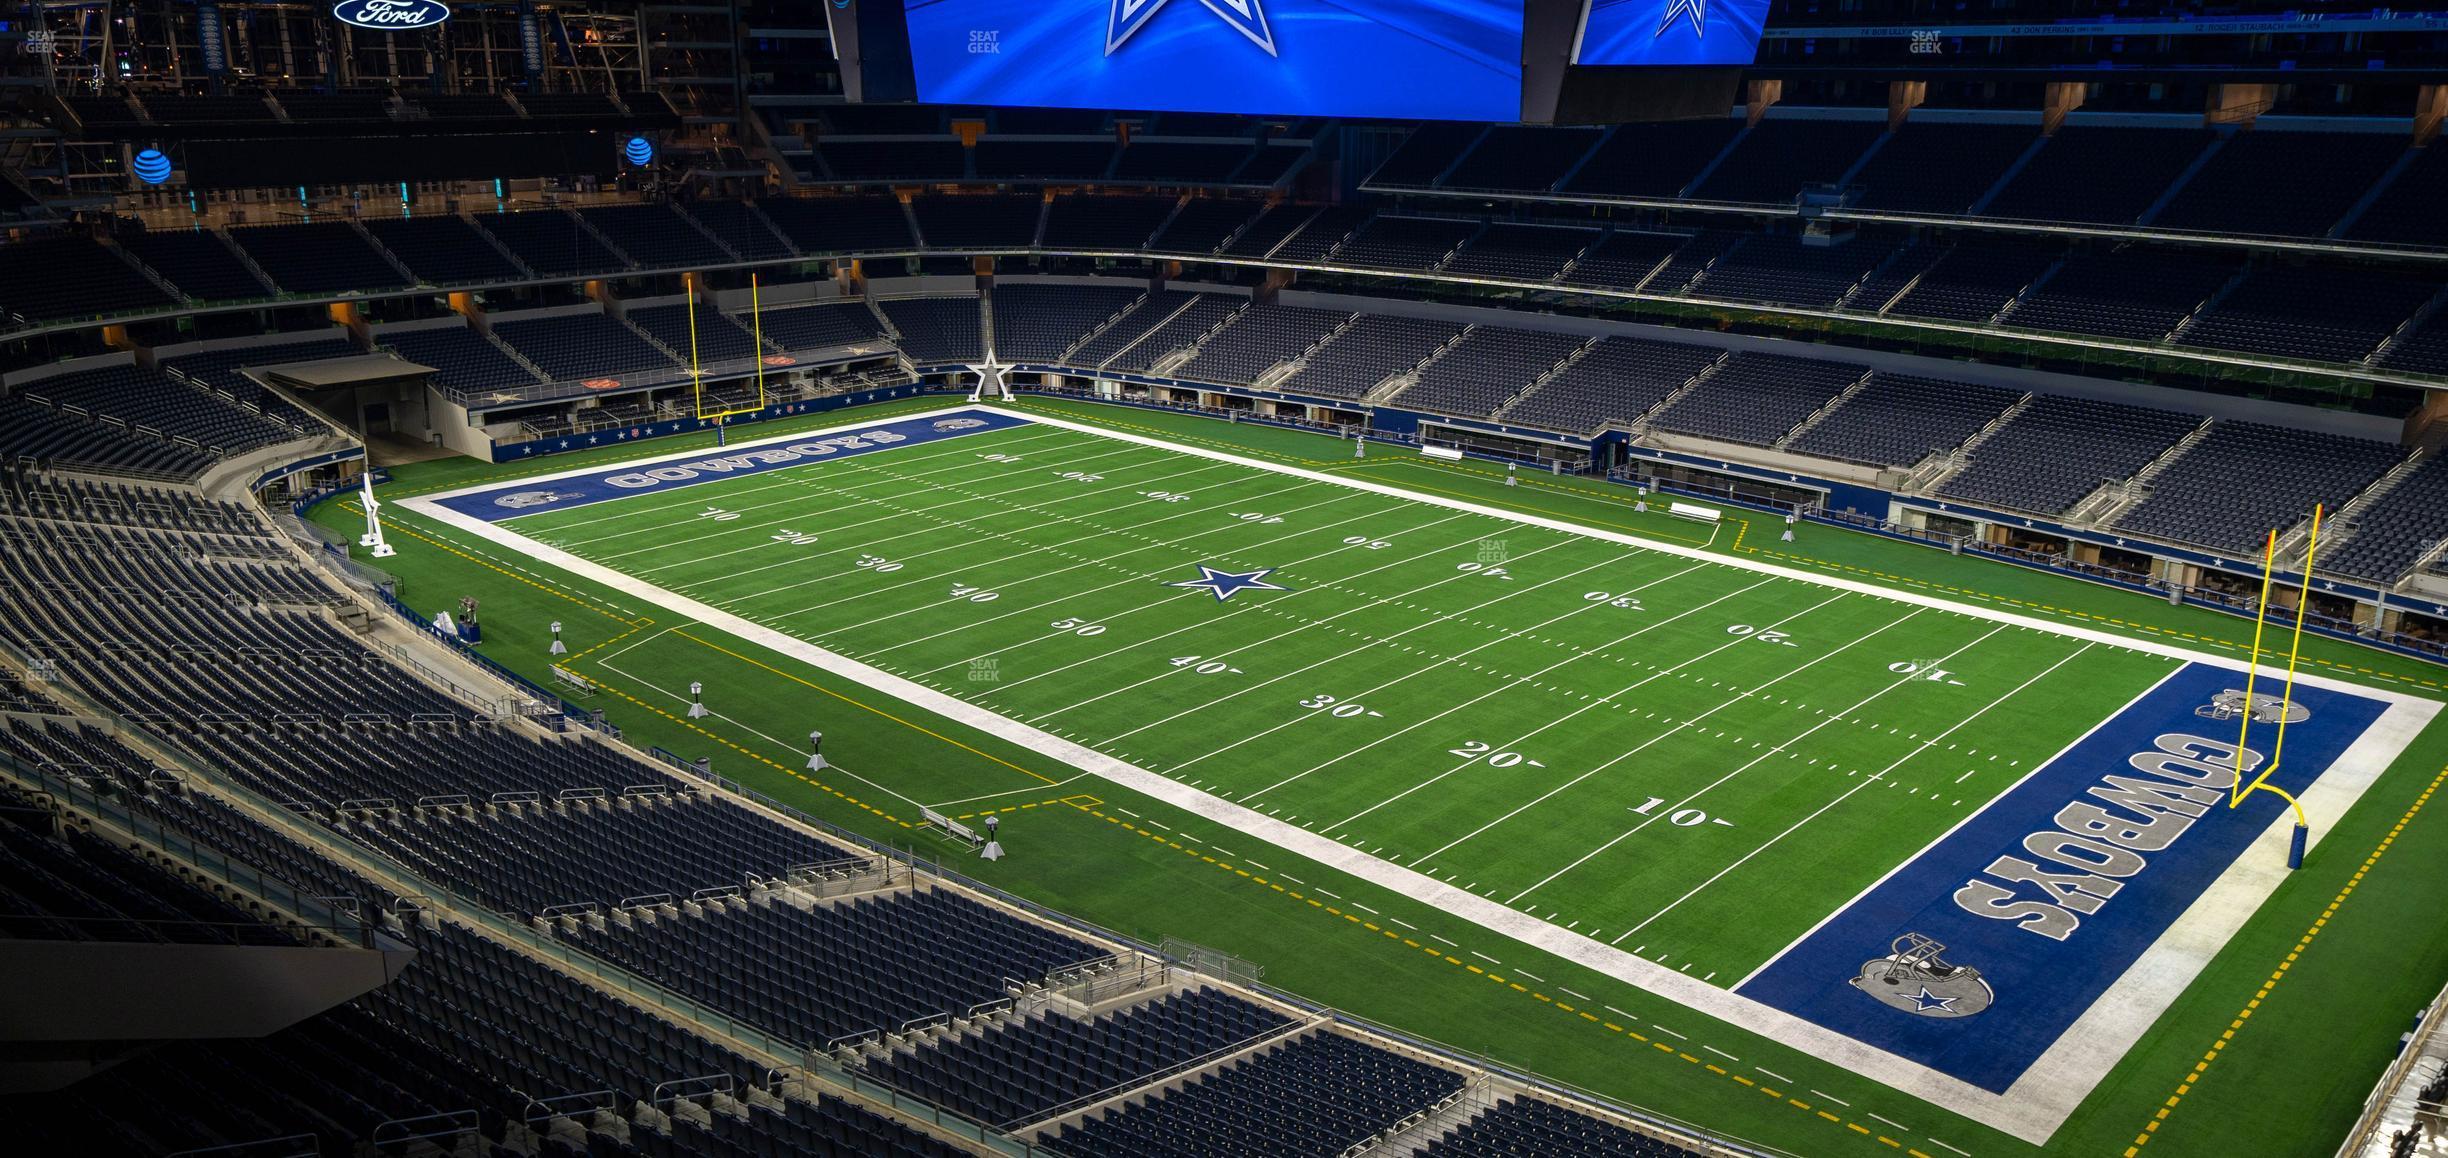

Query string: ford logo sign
332 0 450 31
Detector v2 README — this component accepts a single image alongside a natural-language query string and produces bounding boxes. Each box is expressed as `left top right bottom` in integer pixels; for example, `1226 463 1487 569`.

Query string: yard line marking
666 456 1257 597
597 428 1109 563
567 428 1108 565
1703 1045 1738 1061
548 424 1080 541
1605 1006 1636 1020
1090 538 1628 747
809 470 1356 640
1649 1023 1685 1039
1390 917 1415 930
1471 951 1501 964
1813 1090 1852 1107
1756 1067 1793 1084
1870 1113 1912 1132
1195 554 1715 787
873 485 1402 660
1735 645 2171 991
1500 607 1967 902
1930 1140 1970 1156
1614 640 2092 942
1372 588 1858 847
750 456 1283 623
983 513 1485 700
663 443 1199 598
1034 524 1576 724
1430 934 1458 946
1164 551 1685 780
928 502 1470 680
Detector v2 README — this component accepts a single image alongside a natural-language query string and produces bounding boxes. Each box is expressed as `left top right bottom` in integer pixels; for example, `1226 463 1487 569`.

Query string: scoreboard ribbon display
1574 0 1771 67
904 0 1525 122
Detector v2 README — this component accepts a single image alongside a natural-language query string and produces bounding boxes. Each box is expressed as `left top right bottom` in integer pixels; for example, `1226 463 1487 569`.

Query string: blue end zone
1737 662 2387 1093
429 410 1032 523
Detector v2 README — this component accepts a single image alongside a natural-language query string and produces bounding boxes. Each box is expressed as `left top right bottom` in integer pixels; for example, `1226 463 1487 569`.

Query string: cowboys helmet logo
932 418 988 431
2194 689 2310 725
1853 933 1993 1019
493 490 576 510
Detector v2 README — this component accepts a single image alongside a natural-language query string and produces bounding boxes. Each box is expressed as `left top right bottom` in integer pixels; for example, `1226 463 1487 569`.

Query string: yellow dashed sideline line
668 629 1061 787
1069 799 1918 1152
2124 761 2448 1157
591 675 914 827
357 507 1065 796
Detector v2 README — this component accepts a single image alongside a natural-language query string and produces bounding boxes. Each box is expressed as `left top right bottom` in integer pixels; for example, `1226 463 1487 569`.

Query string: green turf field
330 396 2448 1158
480 412 2185 983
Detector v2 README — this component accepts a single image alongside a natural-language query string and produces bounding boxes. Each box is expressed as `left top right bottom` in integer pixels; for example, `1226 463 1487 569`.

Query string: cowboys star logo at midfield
1170 564 1290 602
1107 0 1277 57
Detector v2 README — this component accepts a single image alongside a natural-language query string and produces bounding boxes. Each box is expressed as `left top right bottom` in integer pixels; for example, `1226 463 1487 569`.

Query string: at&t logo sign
333 0 451 31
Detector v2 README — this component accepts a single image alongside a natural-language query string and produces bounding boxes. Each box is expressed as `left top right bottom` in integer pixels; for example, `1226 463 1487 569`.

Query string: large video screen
905 0 1525 122
1573 0 1770 67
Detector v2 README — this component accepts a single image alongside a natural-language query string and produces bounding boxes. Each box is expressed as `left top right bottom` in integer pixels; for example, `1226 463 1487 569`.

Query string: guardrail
2334 975 2448 1158
0 747 384 950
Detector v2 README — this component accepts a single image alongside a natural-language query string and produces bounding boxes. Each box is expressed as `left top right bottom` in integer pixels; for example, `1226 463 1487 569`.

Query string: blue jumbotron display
1573 0 1769 67
905 0 1525 122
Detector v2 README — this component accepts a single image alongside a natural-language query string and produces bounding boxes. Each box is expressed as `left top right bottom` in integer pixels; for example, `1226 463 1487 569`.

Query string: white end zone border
402 403 2441 1143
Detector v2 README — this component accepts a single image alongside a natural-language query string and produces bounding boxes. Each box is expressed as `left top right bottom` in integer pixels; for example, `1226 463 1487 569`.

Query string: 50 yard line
754 462 1335 630
966 511 1484 698
902 497 1439 677
822 477 1390 641
1039 532 1590 726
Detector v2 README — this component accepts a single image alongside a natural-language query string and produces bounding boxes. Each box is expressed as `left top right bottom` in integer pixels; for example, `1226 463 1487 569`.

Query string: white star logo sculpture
965 352 1014 403
1108 0 1277 57
1657 0 1707 39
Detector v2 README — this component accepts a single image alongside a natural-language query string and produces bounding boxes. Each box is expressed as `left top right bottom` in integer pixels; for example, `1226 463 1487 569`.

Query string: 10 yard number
1630 797 1734 828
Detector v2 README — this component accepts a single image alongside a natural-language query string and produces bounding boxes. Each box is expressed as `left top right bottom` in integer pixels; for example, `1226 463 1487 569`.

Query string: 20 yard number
1449 740 1545 769
1726 623 1797 647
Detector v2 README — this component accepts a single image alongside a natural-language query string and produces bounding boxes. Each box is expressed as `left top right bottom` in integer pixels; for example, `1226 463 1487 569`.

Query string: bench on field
1667 501 1724 525
550 664 599 699
922 807 985 849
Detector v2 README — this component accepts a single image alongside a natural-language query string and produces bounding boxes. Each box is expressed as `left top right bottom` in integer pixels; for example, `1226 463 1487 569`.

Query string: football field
406 404 2435 1142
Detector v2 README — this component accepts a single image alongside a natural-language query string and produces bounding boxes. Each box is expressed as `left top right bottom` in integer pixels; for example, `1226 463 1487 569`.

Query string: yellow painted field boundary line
2125 760 2448 1156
